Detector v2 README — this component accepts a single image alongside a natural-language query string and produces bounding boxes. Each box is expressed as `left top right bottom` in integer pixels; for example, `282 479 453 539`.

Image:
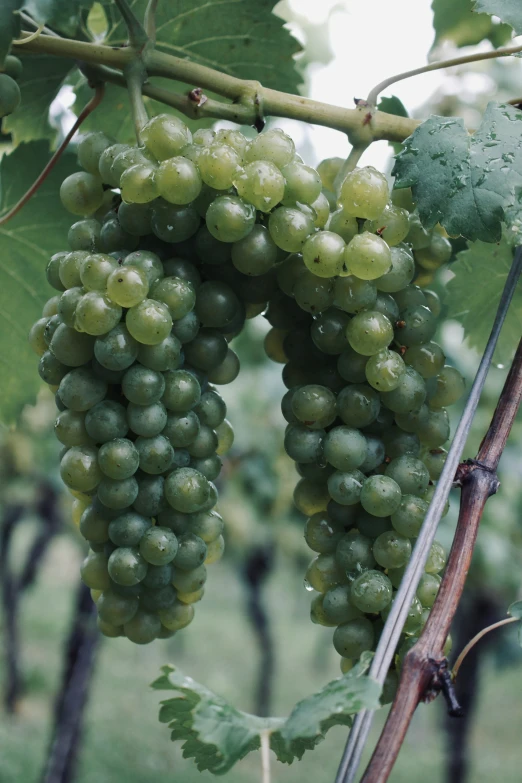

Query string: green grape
98 144 128 185
60 172 104 216
293 479 329 515
281 161 322 205
310 192 330 228
98 438 139 480
373 293 400 322
416 573 441 607
122 251 162 287
60 444 101 492
118 202 153 237
80 253 118 291
385 455 430 495
108 511 151 547
78 132 114 175
195 224 232 266
360 475 402 517
332 618 375 658
343 232 391 280
125 299 172 345
97 475 139 509
340 657 355 674
284 425 324 463
275 253 305 296
365 203 410 246
339 166 389 219
417 408 450 447
155 156 202 204
337 346 368 383
207 349 240 385
75 292 122 336
195 281 239 329
365 349 405 392
136 434 174 474
206 195 255 243
391 494 428 537
415 232 452 270
184 329 228 371
80 551 110 590
359 436 386 474
375 244 415 293
94 324 139 372
54 410 92 447
304 511 343 553
346 311 393 356
141 114 191 160
406 211 431 249
133 473 166 516
310 309 349 355
46 252 68 292
336 529 375 570
382 426 420 458
310 594 337 626
162 369 201 412
264 328 289 364
99 217 139 254
151 200 200 243
58 367 107 412
127 401 167 437
60 251 89 289
422 448 447 480
173 533 207 570
326 500 359 528
305 553 344 592
291 384 336 427
191 454 222 481
163 410 200 447
124 609 161 644
165 467 210 513
404 342 445 379
138 526 178 566
85 400 128 443
2 55 23 80
394 404 429 435
302 231 345 278
350 569 393 613
323 426 367 472
425 540 447 574
293 270 334 314
119 163 158 204
327 470 365 506
423 289 441 317
186 510 224 544
42 295 61 316
49 324 95 367
356 511 391 539
322 585 362 625
43 315 62 349
199 143 241 190
214 128 247 157
317 157 343 191
380 366 426 414
105 266 149 308
79 506 110 544
373 530 411 568
230 225 278 276
38 351 67 385
0 73 21 116
97 589 138 625
142 563 173 589
215 418 234 455
268 206 314 253
429 366 465 408
244 129 295 168
121 365 165 407
337 384 380 428
151 278 196 324
393 284 426 312
111 147 155 182
158 600 195 631
398 305 437 347
327 209 358 243
68 219 102 252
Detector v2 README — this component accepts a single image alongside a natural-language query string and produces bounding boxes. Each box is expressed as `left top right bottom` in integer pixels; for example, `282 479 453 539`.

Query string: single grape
360 475 402 517
425 541 447 574
141 114 191 160
291 384 336 427
199 143 241 190
404 342 445 379
106 265 149 308
79 506 110 544
416 573 441 607
231 224 278 276
127 401 167 437
429 366 466 408
385 455 430 495
365 203 410 246
302 231 345 278
339 166 389 219
323 426 367 472
244 129 295 168
282 161 322 205
310 594 338 627
158 600 195 631
391 494 428 537
97 475 139 509
80 551 110 590
60 172 104 216
336 529 375 570
417 408 450 447
49 324 95 367
293 270 334 314
422 447 447 480
343 232 391 280
284 425 324 463
165 468 210 513
60 445 101 491
75 291 122 336
311 309 350 355
317 157 343 191
305 553 344 592
346 311 393 356
126 299 173 345
124 609 161 644
365 349 405 392
60 250 89 289
151 200 200 243
415 232 452 270
206 195 256 243
108 511 152 547
293 479 329 515
68 219 102 252
327 470 365 506
58 367 107 412
332 618 375 658
85 400 128 443
337 384 380 428
54 410 92 447
350 569 393 613
380 366 426 414
156 156 202 204
327 209 358 243
184 329 228 371
304 512 343 554
373 530 411 569
268 207 314 252
398 305 437 346
0 73 21 117
375 244 415 293
207 349 240 385
98 438 139 480
94 324 139 372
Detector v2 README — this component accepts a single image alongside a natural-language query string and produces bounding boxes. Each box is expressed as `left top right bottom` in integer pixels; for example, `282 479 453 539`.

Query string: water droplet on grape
303 578 314 592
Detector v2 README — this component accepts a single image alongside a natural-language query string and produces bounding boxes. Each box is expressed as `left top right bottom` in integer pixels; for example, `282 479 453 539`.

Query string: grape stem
113 0 149 49
451 616 519 681
334 144 369 195
12 24 45 45
125 59 149 142
336 247 522 783
260 730 271 783
366 40 522 107
0 83 105 227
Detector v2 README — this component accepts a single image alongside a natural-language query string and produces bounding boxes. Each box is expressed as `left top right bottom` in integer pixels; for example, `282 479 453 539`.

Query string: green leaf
22 0 95 36
0 1 22 66
102 0 302 95
152 657 380 774
393 102 522 243
431 0 512 48
474 0 522 35
445 234 522 363
3 54 73 143
0 142 77 424
507 600 522 620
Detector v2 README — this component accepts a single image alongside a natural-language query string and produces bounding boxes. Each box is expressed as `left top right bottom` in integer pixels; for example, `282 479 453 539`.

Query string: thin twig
260 730 271 783
144 0 159 45
113 0 148 49
12 24 45 44
367 41 522 106
452 617 518 681
19 11 59 36
359 331 522 782
0 84 104 227
336 247 522 783
334 143 369 195
124 61 148 142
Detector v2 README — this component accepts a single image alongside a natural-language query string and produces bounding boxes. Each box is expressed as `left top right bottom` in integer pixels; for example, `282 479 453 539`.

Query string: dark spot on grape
396 320 406 329
313 256 320 264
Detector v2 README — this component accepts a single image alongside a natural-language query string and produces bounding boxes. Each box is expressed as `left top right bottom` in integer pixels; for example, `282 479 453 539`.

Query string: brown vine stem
452 616 518 681
0 84 105 227
360 332 522 783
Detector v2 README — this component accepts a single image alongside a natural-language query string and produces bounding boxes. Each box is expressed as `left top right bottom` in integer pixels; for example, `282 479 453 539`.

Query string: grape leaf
445 235 522 363
22 0 95 36
474 0 522 35
393 102 522 243
508 601 522 620
431 0 512 48
151 655 380 774
3 54 73 143
0 142 77 423
0 1 22 66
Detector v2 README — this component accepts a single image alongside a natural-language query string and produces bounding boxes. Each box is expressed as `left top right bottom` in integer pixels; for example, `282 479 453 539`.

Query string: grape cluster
0 55 22 118
29 115 461 656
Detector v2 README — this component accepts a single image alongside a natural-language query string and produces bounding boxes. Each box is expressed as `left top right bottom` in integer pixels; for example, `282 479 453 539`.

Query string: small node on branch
424 658 464 717
188 87 208 107
453 459 500 495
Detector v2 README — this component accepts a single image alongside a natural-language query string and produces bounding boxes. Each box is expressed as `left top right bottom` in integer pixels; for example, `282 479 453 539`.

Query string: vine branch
360 329 522 783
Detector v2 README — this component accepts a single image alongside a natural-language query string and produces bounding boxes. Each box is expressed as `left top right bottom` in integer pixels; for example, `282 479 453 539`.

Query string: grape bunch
0 55 22 118
29 114 462 656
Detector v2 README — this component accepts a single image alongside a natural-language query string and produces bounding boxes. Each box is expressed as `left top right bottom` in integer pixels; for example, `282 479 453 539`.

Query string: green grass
0 532 521 783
